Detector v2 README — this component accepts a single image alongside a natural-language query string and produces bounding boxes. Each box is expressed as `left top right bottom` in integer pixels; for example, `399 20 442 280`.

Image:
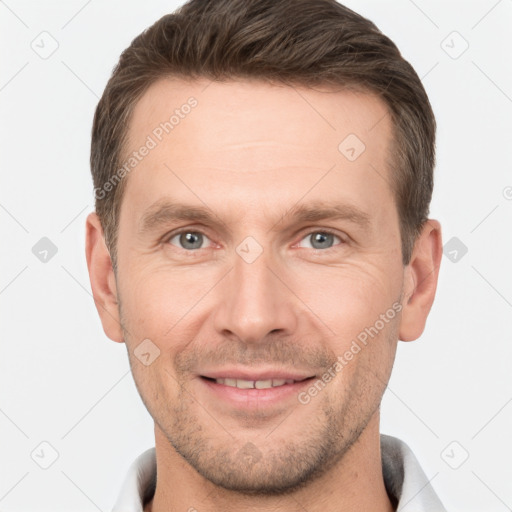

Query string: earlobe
85 212 124 343
399 219 442 342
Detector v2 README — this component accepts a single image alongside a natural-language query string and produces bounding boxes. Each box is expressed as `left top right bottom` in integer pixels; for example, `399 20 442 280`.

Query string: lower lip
200 377 315 408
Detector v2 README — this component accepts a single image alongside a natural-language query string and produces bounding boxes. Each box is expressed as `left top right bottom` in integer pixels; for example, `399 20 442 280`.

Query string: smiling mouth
201 376 314 389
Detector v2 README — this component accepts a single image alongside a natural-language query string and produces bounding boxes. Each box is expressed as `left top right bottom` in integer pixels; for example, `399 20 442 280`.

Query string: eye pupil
310 232 334 249
180 232 203 250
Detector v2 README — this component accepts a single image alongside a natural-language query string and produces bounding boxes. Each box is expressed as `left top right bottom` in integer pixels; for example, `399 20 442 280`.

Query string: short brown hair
91 0 436 269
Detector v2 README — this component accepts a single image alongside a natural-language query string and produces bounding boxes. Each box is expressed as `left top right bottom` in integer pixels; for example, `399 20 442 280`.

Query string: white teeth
255 379 272 389
236 379 255 389
214 378 297 389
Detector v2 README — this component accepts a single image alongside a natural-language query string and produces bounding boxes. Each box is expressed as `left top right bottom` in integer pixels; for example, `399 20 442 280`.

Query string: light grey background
1 0 511 510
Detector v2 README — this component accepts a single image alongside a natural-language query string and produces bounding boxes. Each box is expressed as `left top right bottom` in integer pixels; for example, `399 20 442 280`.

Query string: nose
213 241 299 345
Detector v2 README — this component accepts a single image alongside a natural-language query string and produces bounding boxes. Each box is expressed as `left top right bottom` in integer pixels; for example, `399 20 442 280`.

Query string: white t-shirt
112 434 447 511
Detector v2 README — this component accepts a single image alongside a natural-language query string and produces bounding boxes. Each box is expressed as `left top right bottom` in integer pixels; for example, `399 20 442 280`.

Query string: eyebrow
139 201 224 235
282 202 371 230
138 199 372 236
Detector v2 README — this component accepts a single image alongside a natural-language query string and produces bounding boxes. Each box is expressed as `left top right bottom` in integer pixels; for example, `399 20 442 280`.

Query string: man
85 0 445 510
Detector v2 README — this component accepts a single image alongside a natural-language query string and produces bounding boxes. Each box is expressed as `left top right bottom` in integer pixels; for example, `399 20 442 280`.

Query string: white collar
112 434 446 511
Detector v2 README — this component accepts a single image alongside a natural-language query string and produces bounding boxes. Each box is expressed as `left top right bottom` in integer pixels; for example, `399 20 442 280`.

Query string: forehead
126 77 391 160
121 77 394 222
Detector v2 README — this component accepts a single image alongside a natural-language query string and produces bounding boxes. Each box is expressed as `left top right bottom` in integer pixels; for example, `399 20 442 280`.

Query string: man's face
114 78 405 493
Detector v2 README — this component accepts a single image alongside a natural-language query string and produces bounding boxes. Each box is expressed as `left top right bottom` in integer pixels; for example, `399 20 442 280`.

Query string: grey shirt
112 434 447 511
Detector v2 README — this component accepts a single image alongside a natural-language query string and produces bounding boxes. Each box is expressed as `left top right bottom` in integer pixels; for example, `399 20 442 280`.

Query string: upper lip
200 368 315 382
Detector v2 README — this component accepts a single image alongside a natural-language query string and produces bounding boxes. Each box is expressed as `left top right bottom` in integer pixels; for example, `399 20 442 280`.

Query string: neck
145 412 394 512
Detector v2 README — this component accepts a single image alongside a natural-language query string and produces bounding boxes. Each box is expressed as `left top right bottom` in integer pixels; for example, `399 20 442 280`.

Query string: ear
399 219 442 342
85 212 124 343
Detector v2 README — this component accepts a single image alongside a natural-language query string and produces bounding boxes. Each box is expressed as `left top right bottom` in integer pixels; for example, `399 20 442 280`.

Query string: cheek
127 351 181 428
289 259 401 341
326 315 399 411
288 262 402 401
119 264 211 339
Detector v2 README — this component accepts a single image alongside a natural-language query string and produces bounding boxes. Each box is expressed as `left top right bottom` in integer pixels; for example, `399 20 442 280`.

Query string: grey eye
169 231 210 250
299 232 341 250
